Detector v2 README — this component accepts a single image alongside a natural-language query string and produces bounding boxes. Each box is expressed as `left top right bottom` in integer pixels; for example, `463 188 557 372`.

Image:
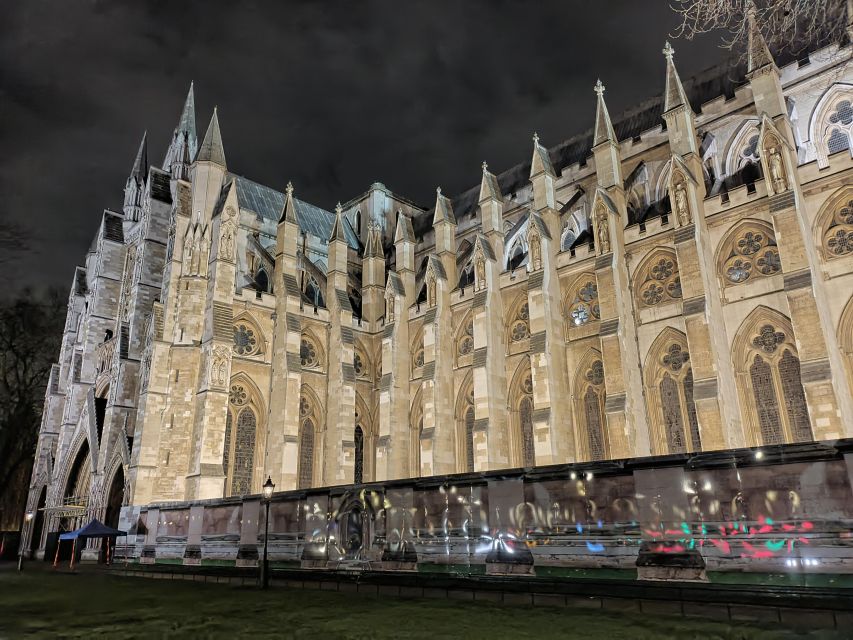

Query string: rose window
233 324 258 356
723 227 780 285
585 360 604 386
662 344 690 372
752 325 786 354
300 338 318 368
510 320 529 342
413 348 424 369
354 351 368 378
568 280 600 326
229 384 248 406
824 199 853 258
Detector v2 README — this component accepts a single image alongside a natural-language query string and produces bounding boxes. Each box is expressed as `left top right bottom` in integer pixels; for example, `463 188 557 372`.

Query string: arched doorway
104 465 125 529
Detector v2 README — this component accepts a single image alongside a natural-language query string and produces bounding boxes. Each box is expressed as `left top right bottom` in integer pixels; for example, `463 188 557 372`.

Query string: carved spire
196 107 226 167
129 131 148 184
479 160 501 203
329 202 348 243
746 1 774 74
279 181 298 224
432 186 456 225
593 79 617 147
662 42 691 114
530 132 556 178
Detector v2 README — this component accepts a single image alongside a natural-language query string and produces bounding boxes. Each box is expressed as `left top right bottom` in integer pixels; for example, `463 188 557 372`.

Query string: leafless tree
671 0 852 61
0 289 64 531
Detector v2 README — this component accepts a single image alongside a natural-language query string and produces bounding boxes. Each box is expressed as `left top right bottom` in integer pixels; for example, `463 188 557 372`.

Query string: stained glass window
568 280 600 326
354 425 364 484
300 337 318 368
750 355 784 445
722 226 780 286
298 417 314 489
684 368 702 452
584 387 606 461
465 406 475 473
223 410 232 477
230 408 256 496
823 198 853 259
660 374 686 453
779 350 813 442
520 396 535 466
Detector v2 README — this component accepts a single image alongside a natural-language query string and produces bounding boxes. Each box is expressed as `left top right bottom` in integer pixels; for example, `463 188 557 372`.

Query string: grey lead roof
231 175 359 249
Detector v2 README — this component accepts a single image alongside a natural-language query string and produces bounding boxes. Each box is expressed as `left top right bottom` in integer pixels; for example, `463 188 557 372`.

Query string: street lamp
261 476 275 590
17 512 34 572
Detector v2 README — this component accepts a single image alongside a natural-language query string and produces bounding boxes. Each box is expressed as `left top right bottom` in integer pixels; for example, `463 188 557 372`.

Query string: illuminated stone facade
22 27 853 560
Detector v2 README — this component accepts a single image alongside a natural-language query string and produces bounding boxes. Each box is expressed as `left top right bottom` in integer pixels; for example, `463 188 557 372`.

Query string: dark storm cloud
0 0 726 291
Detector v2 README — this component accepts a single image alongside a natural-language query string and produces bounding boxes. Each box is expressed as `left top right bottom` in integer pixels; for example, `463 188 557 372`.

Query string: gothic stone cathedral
24 28 853 555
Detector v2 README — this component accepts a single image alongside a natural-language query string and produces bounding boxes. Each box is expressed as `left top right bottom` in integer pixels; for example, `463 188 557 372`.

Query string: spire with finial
130 131 149 184
479 160 501 202
530 131 555 178
279 180 298 224
433 185 456 225
662 41 691 113
196 107 226 167
329 201 347 243
593 79 617 147
746 0 774 73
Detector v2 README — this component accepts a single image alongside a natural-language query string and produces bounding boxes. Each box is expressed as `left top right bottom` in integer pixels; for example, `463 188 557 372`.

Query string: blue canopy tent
55 519 127 569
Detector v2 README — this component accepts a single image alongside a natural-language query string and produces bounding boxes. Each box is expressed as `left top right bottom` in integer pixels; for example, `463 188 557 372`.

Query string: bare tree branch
670 0 851 62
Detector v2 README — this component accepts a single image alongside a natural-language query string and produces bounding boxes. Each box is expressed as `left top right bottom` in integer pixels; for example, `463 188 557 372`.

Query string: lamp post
17 512 34 572
261 476 275 590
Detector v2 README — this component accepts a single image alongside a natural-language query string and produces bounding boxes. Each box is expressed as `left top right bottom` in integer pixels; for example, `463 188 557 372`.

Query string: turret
163 83 197 181
592 80 622 189
529 133 556 211
432 187 457 285
190 109 227 224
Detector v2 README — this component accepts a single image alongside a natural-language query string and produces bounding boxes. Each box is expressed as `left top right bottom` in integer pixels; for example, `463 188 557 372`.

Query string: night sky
1 1 727 293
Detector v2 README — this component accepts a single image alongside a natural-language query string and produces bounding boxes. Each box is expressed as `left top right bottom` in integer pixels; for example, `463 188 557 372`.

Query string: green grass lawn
0 568 842 639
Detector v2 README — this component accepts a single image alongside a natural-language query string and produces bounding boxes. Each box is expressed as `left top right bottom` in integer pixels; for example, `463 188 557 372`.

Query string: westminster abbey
22 19 853 557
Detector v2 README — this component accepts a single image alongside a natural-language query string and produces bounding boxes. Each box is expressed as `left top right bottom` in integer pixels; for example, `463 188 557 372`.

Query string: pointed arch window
719 223 781 286
745 323 813 445
457 317 474 357
464 405 475 473
645 337 701 455
509 301 530 343
354 425 364 484
230 408 256 496
824 98 853 156
578 359 607 461
519 394 535 467
566 278 600 327
298 392 316 489
507 241 527 271
303 276 325 308
822 197 853 259
635 252 682 309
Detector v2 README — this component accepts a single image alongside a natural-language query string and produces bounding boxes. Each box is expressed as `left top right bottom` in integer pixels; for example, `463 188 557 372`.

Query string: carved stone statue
596 207 610 254
386 293 395 323
767 145 788 194
674 180 690 226
427 272 437 307
475 251 486 291
529 231 542 270
210 345 230 387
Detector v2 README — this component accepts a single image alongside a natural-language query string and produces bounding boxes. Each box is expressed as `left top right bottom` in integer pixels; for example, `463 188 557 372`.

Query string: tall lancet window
354 425 364 484
576 358 607 461
519 376 535 467
298 391 318 489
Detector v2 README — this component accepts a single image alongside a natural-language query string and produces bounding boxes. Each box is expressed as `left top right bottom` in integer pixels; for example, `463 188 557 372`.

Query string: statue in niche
183 235 194 274
210 345 230 387
385 293 395 323
220 207 235 261
529 230 542 270
596 206 610 254
767 143 788 194
475 250 486 291
427 272 437 307
674 179 690 226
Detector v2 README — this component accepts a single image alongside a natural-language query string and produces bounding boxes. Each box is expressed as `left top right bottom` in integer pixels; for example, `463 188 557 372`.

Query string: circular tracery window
300 338 318 368
233 324 258 356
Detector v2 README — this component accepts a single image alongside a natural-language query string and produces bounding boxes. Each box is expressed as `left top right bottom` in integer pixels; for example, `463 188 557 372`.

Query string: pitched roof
196 108 226 167
230 175 359 248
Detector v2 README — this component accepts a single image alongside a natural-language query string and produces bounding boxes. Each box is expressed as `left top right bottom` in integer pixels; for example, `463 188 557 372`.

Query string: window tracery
825 99 852 155
233 323 259 356
300 335 320 368
644 332 701 455
298 390 317 489
353 349 369 379
741 318 813 446
635 253 682 308
518 372 535 467
581 359 607 461
823 198 853 259
354 425 364 484
566 279 600 327
229 384 248 406
510 302 530 342
720 224 781 286
457 317 474 357
230 408 256 496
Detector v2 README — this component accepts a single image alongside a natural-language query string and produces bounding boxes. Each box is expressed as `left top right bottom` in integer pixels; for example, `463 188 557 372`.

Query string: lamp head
262 476 275 500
